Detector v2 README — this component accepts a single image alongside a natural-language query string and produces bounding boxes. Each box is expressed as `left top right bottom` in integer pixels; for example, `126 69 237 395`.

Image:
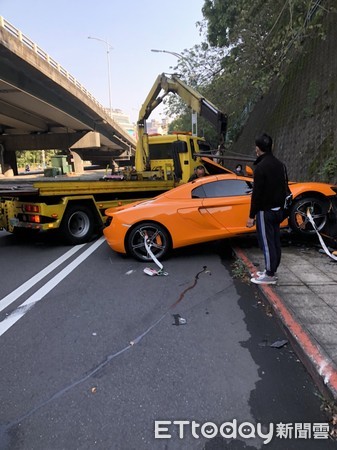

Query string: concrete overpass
0 16 136 175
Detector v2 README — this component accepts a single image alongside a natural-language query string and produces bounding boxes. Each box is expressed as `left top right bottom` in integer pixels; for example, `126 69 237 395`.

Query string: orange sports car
103 173 337 261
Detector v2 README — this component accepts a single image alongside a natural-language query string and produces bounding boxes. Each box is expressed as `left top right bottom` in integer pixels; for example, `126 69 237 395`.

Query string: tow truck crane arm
136 73 228 172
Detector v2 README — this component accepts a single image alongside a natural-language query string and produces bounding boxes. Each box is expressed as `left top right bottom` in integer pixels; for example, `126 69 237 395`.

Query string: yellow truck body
0 134 231 244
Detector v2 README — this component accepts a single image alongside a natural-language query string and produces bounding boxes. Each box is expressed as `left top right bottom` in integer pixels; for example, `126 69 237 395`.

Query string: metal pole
106 44 112 116
88 36 113 116
151 49 198 136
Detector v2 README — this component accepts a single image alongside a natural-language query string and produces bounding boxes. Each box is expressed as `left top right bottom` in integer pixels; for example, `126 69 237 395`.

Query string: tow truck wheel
126 222 171 262
60 205 94 244
288 196 328 235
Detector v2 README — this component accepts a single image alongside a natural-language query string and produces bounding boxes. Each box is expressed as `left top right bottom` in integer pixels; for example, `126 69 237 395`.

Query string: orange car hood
201 157 234 175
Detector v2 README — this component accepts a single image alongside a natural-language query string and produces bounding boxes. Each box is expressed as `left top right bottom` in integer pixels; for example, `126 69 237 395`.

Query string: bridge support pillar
69 150 84 173
0 145 17 176
0 144 4 174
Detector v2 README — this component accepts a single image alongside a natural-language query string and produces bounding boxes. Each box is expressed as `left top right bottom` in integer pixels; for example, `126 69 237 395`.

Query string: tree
202 0 330 93
16 149 64 169
163 1 333 144
163 40 227 144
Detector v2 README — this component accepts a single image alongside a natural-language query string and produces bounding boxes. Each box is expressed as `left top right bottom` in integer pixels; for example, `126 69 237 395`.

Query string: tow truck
0 73 233 244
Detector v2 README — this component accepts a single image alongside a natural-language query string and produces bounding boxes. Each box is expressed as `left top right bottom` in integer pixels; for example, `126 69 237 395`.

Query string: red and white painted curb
234 246 337 401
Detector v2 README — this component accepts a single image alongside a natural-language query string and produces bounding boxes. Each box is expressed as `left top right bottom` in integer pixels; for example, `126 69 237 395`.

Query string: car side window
192 180 253 198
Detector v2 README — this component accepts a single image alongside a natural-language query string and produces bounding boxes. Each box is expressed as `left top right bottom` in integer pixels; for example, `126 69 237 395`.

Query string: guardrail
0 16 110 117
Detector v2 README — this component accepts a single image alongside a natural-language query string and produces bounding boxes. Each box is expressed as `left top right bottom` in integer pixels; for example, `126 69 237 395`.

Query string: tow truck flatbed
0 182 38 196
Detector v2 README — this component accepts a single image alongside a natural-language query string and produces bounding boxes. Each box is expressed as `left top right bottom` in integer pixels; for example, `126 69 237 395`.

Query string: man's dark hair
255 133 273 153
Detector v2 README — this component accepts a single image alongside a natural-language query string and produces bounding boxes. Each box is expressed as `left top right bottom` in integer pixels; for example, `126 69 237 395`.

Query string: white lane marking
0 243 86 313
0 237 105 337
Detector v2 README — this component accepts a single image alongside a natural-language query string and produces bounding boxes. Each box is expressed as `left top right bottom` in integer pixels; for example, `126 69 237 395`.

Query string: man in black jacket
246 133 288 284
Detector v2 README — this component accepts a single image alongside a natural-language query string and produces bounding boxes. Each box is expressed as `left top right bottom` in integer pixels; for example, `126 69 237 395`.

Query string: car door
193 179 254 234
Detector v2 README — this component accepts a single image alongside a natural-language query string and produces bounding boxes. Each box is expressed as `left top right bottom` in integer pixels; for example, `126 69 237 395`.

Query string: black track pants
256 209 284 276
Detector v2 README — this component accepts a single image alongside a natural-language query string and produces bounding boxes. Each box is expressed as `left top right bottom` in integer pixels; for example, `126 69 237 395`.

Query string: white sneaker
251 274 277 285
256 270 278 279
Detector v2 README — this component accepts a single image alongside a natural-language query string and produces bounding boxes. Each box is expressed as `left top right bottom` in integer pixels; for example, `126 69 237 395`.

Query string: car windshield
192 179 253 198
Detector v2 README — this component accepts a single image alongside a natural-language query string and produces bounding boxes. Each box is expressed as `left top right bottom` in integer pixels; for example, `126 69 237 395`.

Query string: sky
0 0 206 123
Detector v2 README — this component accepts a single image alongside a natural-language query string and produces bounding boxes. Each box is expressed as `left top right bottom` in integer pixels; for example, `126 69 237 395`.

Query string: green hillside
230 10 337 183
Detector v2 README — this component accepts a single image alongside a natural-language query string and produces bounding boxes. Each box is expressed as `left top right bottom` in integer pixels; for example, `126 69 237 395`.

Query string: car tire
60 204 95 244
126 222 171 262
288 196 328 235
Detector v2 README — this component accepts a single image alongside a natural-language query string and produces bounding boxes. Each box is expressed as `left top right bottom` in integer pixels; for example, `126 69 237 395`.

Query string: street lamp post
151 49 198 136
88 36 113 116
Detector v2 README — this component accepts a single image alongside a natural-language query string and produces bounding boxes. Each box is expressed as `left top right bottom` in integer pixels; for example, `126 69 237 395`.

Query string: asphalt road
0 230 334 449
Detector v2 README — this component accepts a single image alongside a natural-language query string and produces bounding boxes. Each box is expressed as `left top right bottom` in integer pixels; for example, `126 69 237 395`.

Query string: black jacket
249 152 288 218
